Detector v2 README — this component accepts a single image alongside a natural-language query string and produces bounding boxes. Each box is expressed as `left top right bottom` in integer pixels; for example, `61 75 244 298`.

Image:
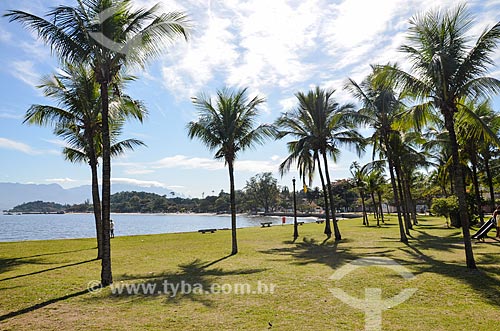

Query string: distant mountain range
0 182 177 211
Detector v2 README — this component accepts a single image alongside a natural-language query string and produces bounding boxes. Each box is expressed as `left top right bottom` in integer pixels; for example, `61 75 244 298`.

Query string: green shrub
431 196 459 227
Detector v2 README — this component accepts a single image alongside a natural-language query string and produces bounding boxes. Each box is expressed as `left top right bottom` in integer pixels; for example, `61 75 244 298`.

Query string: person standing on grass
110 219 115 239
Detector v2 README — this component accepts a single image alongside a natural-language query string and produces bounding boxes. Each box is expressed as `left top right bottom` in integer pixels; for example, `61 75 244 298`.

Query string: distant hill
0 182 178 211
10 200 67 213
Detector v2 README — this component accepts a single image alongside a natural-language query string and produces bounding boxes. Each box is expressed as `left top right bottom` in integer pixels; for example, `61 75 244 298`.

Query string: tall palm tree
379 5 500 267
276 114 333 237
345 71 408 242
366 169 386 226
23 63 145 259
188 87 272 255
350 162 369 226
6 0 190 284
276 87 362 240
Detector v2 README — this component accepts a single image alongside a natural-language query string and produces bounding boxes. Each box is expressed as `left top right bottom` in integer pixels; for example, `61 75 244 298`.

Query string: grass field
1 215 499 330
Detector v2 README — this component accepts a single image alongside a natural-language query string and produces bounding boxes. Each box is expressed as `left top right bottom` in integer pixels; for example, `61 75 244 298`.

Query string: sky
0 0 499 198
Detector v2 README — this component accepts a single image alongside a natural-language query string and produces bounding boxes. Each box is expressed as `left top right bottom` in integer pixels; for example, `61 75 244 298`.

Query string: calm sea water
0 213 316 242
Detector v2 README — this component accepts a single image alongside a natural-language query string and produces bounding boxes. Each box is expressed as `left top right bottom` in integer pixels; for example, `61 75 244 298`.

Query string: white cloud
159 0 322 98
167 185 185 189
323 0 398 50
45 177 78 184
0 137 40 155
10 60 40 88
153 154 282 173
153 155 224 170
0 112 22 120
116 154 284 173
0 27 12 43
123 168 156 175
112 177 171 189
161 1 239 98
278 97 297 112
43 139 67 148
0 137 59 156
18 38 52 63
149 0 500 112
235 159 280 173
225 0 319 90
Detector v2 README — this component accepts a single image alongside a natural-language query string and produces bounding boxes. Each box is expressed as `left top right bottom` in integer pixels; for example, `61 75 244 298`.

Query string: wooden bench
198 229 217 234
260 222 272 227
315 220 324 224
297 221 304 226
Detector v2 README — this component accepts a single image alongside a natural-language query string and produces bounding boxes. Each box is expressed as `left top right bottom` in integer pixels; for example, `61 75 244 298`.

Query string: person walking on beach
110 219 115 238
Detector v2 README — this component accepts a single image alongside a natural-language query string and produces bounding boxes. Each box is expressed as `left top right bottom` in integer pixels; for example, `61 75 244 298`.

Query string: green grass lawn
1 215 499 330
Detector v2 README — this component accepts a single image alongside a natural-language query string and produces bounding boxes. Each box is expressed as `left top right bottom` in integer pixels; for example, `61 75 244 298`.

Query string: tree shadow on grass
0 247 96 275
0 258 97 282
0 257 45 275
396 230 500 308
0 288 90 322
261 237 391 270
96 256 267 306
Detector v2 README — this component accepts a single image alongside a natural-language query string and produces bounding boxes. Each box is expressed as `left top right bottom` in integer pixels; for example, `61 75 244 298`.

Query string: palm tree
345 71 408 242
456 99 500 223
23 63 145 259
366 169 386 226
350 162 369 226
187 87 272 255
379 5 500 268
276 121 333 237
276 87 362 240
277 139 327 240
6 0 190 284
373 171 387 224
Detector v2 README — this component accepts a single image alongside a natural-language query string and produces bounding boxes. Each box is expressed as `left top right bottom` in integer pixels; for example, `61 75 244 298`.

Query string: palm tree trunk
316 156 331 237
395 162 411 234
228 160 238 255
322 152 341 240
360 192 369 226
407 182 418 225
377 191 385 223
384 136 407 243
100 81 112 286
371 192 379 226
443 110 476 269
470 151 483 223
89 154 102 260
449 167 455 195
483 151 495 212
402 171 417 226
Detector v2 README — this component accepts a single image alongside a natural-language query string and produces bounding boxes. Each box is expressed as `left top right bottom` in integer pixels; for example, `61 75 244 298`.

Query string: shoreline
0 213 329 243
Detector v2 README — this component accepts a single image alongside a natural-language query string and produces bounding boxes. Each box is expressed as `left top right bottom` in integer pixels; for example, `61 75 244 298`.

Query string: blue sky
0 0 499 198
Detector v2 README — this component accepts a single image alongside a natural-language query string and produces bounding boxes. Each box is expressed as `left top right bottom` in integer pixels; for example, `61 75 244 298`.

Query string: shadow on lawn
0 253 98 322
261 237 392 270
265 223 500 309
0 247 96 275
98 256 266 306
0 258 97 282
397 229 500 308
0 289 90 322
0 257 45 276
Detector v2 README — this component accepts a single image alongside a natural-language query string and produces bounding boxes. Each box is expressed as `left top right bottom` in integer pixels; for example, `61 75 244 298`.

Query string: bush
431 196 459 227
